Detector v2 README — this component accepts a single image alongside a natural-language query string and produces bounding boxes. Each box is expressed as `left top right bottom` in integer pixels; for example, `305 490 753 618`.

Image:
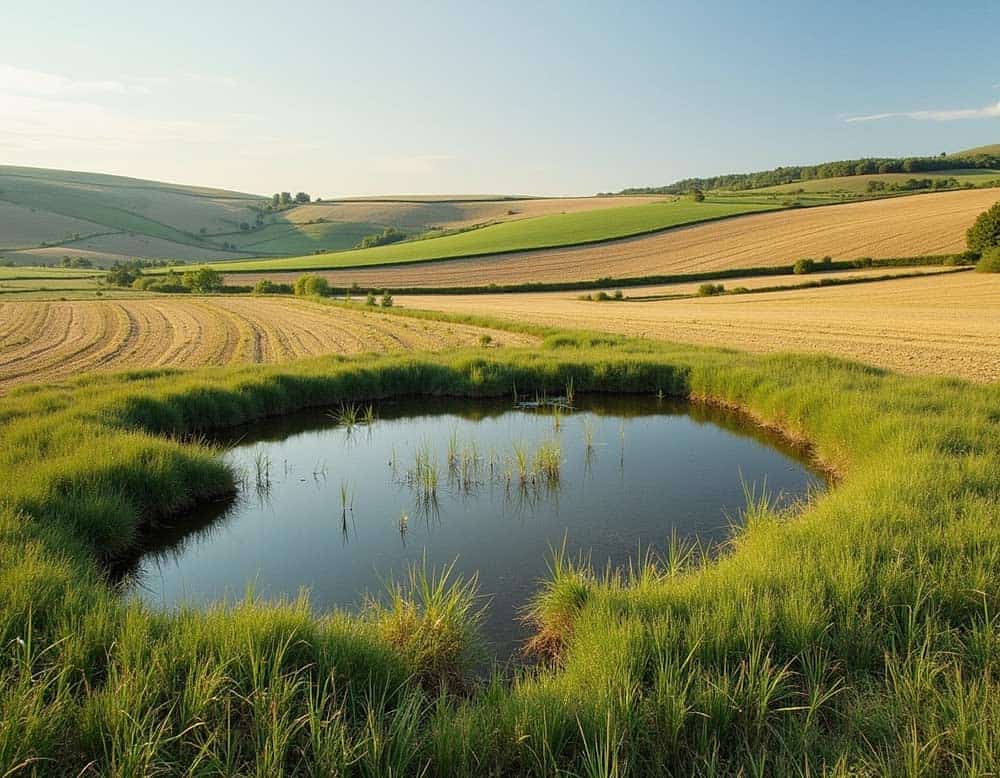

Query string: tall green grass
1 331 999 774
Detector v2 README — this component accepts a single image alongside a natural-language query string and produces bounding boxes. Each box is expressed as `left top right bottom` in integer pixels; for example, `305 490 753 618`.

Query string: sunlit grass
0 331 998 773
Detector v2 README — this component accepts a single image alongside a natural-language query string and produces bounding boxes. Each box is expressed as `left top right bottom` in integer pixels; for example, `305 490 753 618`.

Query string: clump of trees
263 192 312 212
106 258 184 286
182 267 223 293
967 201 1000 254
697 283 725 296
253 279 292 295
60 256 93 268
867 177 962 193
356 227 408 249
793 256 833 275
293 275 330 297
132 271 188 293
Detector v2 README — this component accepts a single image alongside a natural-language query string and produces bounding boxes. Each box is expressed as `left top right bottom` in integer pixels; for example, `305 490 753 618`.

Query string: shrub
613 289 624 300
357 227 408 249
365 290 377 306
852 256 874 268
793 258 816 275
966 201 1000 253
182 267 223 293
380 292 394 308
944 251 980 267
478 334 493 347
594 291 611 301
697 283 725 297
976 246 1000 273
293 275 330 297
253 279 279 295
730 286 750 294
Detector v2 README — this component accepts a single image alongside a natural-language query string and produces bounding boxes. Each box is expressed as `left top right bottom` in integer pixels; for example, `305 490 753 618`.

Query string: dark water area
122 396 823 660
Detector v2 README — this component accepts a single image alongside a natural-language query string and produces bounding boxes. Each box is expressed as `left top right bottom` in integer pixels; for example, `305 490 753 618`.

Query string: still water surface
125 396 822 658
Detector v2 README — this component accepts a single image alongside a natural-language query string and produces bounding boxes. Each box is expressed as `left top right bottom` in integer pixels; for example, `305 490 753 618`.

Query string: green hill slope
0 166 266 266
192 197 782 273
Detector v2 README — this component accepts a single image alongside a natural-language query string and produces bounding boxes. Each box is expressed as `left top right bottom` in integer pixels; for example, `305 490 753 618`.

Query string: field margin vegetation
2 328 999 774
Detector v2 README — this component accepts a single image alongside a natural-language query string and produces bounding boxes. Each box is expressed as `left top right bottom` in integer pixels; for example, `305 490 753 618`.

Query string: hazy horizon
3 0 999 197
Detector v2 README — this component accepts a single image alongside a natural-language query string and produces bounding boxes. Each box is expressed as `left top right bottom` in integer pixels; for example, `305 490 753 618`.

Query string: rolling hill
185 197 782 274
0 165 673 266
222 187 1000 289
0 166 266 266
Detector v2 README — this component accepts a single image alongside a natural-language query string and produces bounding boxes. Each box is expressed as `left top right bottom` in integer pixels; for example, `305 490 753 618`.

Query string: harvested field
0 297 534 393
230 188 1000 289
211 198 778 272
400 271 1000 382
288 196 668 231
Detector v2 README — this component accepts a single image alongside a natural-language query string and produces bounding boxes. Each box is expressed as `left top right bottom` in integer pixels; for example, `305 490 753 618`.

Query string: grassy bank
2 333 999 774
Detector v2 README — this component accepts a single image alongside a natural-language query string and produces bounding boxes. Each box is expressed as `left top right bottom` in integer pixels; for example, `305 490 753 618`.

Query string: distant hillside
0 166 267 267
951 144 1000 158
614 146 1000 195
0 166 669 266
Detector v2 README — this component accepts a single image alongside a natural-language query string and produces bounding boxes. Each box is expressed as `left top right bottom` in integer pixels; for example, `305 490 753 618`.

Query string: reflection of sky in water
127 396 823 659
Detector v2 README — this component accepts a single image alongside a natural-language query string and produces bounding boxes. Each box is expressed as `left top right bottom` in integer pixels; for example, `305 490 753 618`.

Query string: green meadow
195 198 781 273
2 321 999 775
750 168 1000 195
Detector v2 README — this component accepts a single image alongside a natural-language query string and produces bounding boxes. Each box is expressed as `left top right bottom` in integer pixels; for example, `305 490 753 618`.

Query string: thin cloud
0 64 148 95
0 93 268 151
846 100 1000 122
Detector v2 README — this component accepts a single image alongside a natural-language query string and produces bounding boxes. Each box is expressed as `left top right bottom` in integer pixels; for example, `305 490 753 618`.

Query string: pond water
122 396 823 660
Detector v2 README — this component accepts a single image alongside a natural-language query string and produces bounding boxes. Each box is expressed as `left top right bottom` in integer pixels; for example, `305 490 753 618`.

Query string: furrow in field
0 297 538 393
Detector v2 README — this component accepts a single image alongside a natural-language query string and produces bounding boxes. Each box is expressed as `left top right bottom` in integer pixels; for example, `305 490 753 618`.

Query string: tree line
610 152 1000 195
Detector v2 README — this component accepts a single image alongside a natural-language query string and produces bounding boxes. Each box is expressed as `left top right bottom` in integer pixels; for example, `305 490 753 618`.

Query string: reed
533 440 562 486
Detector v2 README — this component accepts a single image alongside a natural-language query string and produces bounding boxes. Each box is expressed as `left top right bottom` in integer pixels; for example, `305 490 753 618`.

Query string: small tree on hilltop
967 201 1000 253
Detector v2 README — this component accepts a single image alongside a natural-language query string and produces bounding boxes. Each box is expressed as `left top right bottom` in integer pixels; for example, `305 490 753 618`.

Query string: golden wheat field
400 271 1000 382
0 297 534 393
230 188 1000 289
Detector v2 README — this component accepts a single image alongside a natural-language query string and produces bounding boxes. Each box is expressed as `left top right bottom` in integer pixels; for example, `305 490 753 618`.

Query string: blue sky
2 1 998 196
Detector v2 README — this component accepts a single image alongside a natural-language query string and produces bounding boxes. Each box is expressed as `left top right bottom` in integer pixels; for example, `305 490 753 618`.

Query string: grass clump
368 560 484 691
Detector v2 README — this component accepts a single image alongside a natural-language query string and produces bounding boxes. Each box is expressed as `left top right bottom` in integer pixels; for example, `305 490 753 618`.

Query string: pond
121 396 824 660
